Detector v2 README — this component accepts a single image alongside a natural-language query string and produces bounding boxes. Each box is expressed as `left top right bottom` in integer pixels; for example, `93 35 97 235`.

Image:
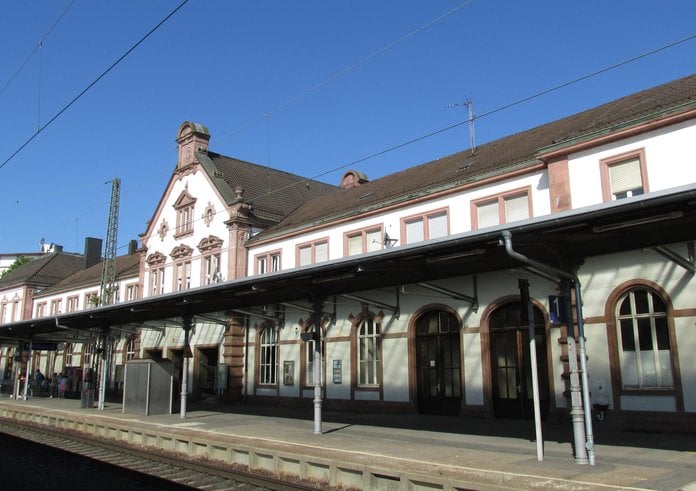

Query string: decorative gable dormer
173 189 197 238
176 121 210 170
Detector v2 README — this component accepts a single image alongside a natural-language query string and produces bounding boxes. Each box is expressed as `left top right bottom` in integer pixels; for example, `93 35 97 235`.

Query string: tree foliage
0 256 32 278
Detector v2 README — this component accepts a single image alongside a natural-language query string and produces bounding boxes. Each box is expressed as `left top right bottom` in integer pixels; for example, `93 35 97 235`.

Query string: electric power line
225 0 476 140
240 33 696 208
0 0 191 172
0 0 77 99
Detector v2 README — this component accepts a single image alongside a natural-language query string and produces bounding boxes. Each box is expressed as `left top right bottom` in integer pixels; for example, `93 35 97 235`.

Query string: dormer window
173 190 197 237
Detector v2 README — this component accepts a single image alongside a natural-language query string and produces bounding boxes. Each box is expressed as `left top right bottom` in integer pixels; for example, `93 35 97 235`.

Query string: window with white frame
83 344 93 369
174 191 196 237
473 188 531 229
65 344 74 366
601 149 648 201
346 227 383 256
203 253 221 284
357 317 382 386
616 287 673 389
259 324 278 385
0 303 6 324
125 337 136 361
36 302 47 317
256 251 281 275
66 296 79 313
150 267 165 296
126 284 139 302
11 300 19 322
50 299 62 315
175 261 192 291
84 292 98 309
402 210 449 245
297 240 328 267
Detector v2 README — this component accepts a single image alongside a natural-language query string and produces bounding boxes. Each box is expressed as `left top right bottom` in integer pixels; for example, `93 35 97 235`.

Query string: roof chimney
340 170 369 189
128 239 138 255
84 237 103 269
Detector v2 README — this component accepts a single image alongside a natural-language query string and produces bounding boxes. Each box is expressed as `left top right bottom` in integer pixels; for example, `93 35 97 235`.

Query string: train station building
1 74 695 461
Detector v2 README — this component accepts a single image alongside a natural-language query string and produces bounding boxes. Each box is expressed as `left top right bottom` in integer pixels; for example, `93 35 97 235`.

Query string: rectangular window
0 304 6 324
11 300 19 322
358 318 381 386
203 253 221 284
175 261 191 291
84 292 98 309
255 251 281 275
472 188 531 230
66 296 79 313
150 267 165 295
346 227 383 256
601 149 648 202
50 299 62 315
259 327 278 385
402 209 449 245
297 239 329 267
126 284 139 301
176 205 194 235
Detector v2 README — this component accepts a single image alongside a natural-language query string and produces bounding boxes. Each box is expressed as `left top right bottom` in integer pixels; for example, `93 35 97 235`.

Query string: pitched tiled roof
35 253 140 297
250 74 696 240
198 152 339 224
0 253 85 289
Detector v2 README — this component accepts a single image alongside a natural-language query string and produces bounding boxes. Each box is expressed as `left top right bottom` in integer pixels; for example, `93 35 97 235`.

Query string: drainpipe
501 230 595 465
575 281 595 466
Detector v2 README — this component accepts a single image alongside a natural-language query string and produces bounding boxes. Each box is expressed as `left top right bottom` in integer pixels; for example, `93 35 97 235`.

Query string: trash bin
80 389 94 408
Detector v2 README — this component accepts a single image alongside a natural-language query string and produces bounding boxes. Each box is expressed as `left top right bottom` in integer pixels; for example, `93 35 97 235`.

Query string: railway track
0 419 322 490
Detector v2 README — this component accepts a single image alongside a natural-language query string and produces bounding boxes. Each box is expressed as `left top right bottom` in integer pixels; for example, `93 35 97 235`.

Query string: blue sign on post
548 295 567 325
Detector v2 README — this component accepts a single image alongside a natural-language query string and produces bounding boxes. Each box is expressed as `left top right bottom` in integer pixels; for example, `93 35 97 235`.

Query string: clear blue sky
0 0 694 254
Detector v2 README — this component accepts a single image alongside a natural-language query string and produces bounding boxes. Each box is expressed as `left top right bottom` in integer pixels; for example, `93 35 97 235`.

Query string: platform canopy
2 184 695 343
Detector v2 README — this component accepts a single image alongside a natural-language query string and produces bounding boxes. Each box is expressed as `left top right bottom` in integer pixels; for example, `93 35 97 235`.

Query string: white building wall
248 170 550 274
578 243 696 413
568 120 696 209
143 171 229 297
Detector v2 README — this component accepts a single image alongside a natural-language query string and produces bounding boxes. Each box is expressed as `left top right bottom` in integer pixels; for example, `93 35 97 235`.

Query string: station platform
0 395 694 490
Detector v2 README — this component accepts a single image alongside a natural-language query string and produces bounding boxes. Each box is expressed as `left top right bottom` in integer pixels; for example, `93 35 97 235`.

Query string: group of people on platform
27 369 75 398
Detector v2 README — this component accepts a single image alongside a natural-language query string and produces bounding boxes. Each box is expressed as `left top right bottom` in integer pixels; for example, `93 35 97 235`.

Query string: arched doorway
415 309 461 415
489 302 549 419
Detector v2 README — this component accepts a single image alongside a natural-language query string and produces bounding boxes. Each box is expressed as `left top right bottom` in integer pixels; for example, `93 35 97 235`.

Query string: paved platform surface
1 394 695 490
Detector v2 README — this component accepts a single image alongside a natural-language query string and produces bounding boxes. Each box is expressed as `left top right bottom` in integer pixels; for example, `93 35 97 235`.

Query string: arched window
615 287 673 389
259 324 278 385
125 337 136 362
358 317 381 386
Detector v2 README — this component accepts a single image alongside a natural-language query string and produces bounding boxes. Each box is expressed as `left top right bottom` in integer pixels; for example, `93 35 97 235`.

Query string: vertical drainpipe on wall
501 230 595 465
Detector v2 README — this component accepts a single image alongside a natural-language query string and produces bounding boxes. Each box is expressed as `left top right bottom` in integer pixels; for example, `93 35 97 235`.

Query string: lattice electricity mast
99 178 121 306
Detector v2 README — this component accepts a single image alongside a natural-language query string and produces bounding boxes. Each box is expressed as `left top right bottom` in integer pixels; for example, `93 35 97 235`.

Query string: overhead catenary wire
0 0 191 172
224 0 476 140
7 28 695 252
0 0 77 99
104 31 696 252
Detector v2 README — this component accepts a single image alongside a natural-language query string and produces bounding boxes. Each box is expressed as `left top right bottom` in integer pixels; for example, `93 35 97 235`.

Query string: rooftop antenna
447 97 476 154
